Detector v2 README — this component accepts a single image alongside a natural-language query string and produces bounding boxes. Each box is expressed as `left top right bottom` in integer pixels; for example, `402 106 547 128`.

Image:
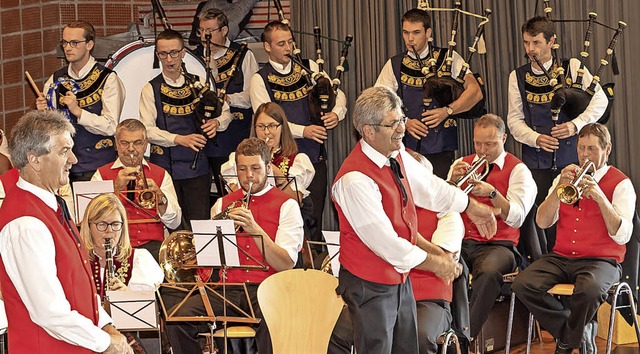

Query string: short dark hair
235 137 271 168
262 21 290 43
578 123 611 149
198 8 228 29
521 16 555 42
65 20 96 42
155 29 184 47
402 9 432 31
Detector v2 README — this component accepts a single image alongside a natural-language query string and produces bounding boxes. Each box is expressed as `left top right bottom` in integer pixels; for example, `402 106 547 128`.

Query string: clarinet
104 238 116 298
586 21 627 96
455 9 491 83
573 12 597 89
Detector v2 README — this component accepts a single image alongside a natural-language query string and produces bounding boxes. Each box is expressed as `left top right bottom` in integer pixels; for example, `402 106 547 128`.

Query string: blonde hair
80 193 132 262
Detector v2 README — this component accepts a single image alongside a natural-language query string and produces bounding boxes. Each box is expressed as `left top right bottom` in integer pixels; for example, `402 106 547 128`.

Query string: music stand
72 181 114 223
307 230 341 277
117 187 162 224
158 220 268 354
105 290 161 351
220 173 300 204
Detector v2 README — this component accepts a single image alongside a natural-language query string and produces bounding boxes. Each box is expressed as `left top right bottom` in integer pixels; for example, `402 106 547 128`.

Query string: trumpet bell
556 184 580 204
159 230 197 283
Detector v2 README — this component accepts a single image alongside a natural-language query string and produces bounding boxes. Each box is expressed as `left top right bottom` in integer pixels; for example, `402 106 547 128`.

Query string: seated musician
92 119 181 262
513 123 636 354
447 114 536 341
162 137 304 354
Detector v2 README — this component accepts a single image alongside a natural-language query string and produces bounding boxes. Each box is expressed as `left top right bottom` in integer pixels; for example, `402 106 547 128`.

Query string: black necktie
389 157 408 205
481 163 495 182
55 195 80 242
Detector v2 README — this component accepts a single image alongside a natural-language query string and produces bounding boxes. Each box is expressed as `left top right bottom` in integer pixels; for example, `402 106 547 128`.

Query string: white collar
360 139 402 169
68 56 96 79
111 157 149 170
16 177 59 212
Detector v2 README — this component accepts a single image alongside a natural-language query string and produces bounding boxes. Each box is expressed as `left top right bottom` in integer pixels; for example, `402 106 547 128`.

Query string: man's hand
35 93 48 111
114 167 138 191
468 179 494 198
421 107 449 128
430 254 458 284
405 118 428 140
102 325 133 354
228 207 263 235
465 198 500 239
201 119 219 139
303 125 328 143
580 174 606 204
62 91 82 117
174 134 207 152
449 160 470 183
550 122 577 140
321 112 339 130
535 134 560 153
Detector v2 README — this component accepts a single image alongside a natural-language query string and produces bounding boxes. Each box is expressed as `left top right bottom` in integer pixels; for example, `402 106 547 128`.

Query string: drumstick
25 71 43 96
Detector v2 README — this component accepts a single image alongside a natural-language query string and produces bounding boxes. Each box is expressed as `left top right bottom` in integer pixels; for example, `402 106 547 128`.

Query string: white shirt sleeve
275 198 305 264
159 171 182 230
609 179 636 244
139 83 178 147
288 153 315 197
249 72 270 116
374 59 399 91
227 50 259 109
430 212 465 255
78 72 125 135
507 69 541 148
128 249 165 291
504 163 537 228
0 217 111 352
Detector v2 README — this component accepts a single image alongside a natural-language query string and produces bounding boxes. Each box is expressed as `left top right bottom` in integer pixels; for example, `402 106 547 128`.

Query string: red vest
98 162 166 246
0 168 19 196
333 142 419 285
410 209 453 302
460 153 521 246
0 186 100 353
222 187 293 283
555 166 628 263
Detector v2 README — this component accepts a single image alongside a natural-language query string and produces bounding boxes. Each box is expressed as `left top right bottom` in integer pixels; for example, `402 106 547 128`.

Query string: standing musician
331 86 497 353
507 16 607 205
162 137 303 354
194 8 259 195
139 29 231 224
513 123 636 354
249 20 348 249
447 114 536 341
0 110 132 353
92 119 182 262
35 20 125 182
375 8 483 179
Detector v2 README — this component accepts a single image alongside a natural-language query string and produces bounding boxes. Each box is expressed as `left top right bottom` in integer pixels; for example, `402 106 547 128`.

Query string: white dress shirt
332 141 469 273
139 73 233 147
431 212 465 258
44 56 125 136
209 38 259 109
447 151 537 228
210 184 304 264
220 152 315 198
92 158 182 230
545 164 636 244
249 58 348 139
507 57 608 148
0 178 112 352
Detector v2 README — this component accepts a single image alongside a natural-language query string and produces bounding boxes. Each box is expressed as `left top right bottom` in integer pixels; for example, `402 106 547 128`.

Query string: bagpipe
533 0 626 170
415 0 491 119
272 0 354 126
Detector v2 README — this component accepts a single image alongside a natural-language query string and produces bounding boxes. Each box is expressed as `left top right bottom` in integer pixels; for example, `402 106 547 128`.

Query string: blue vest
53 64 117 173
149 74 209 180
257 61 322 163
515 63 577 169
197 42 253 158
391 48 458 154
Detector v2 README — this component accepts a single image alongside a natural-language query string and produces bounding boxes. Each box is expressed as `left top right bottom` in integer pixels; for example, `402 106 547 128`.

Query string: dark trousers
512 253 621 348
531 168 561 206
335 268 418 354
461 240 517 338
173 173 211 228
307 160 327 245
207 156 228 198
137 240 162 264
162 284 270 354
425 151 455 180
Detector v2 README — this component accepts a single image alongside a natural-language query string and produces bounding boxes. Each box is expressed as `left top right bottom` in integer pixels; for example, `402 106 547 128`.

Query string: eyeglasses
118 139 146 149
370 116 408 130
255 123 282 132
60 39 88 48
93 221 123 232
156 49 183 59
197 27 223 36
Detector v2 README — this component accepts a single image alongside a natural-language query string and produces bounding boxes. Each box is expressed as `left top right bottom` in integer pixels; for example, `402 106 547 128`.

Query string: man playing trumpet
447 114 536 341
92 119 181 262
513 123 636 354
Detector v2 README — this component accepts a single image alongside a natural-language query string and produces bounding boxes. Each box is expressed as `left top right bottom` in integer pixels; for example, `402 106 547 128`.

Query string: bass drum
106 40 208 120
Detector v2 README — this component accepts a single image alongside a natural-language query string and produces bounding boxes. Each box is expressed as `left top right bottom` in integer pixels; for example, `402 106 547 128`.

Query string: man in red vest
163 137 304 354
513 123 636 354
447 114 536 341
92 119 182 261
0 110 132 353
332 86 498 353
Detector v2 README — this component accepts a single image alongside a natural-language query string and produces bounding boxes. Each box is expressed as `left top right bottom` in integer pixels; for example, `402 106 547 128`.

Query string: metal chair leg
437 329 461 354
525 313 534 354
606 282 640 354
504 292 516 354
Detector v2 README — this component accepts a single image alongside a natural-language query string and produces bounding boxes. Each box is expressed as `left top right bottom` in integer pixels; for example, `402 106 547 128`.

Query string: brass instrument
212 182 252 226
447 156 490 194
104 238 116 292
159 230 197 283
132 154 156 209
556 160 596 204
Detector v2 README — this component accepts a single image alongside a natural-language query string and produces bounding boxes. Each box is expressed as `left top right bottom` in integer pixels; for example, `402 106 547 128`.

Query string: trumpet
447 156 490 194
133 154 156 209
212 182 252 228
556 160 596 204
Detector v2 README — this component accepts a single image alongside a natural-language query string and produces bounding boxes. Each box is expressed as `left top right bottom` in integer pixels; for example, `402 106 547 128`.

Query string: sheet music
322 231 341 277
106 290 157 330
191 219 240 267
72 181 114 222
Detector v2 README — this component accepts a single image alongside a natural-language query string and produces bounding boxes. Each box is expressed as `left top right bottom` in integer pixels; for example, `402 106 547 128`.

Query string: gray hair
9 110 75 169
353 86 403 136
474 113 506 136
116 118 147 140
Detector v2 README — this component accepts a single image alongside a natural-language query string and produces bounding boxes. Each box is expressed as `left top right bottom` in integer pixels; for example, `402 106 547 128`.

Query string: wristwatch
488 188 498 199
158 195 168 206
445 105 454 117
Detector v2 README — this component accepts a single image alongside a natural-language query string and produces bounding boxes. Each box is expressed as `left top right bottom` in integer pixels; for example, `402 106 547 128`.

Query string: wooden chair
257 269 344 354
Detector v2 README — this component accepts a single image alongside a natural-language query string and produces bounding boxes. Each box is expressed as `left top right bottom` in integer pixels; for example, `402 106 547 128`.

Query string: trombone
447 155 490 194
556 160 596 204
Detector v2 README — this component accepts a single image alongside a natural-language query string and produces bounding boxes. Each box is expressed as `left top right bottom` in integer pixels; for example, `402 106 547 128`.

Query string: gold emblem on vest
151 145 164 155
160 83 195 116
232 112 244 120
94 138 114 150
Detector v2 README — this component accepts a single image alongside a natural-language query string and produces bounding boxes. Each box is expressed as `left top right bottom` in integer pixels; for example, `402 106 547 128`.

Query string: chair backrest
618 210 640 324
257 269 344 354
517 204 547 268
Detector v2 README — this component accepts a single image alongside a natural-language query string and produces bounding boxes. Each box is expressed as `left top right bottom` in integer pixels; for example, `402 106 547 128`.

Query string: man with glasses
140 29 231 225
36 20 125 182
92 119 181 262
195 8 259 196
